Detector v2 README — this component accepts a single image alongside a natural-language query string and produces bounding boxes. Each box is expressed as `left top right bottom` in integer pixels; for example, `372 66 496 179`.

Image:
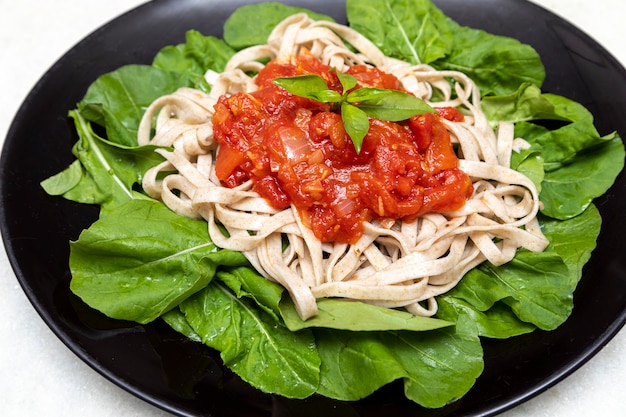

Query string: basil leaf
341 102 370 153
273 74 337 101
350 88 435 121
334 69 358 93
308 89 343 103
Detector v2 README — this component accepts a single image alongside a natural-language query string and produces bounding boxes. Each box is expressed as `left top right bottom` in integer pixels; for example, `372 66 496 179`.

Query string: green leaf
540 135 624 219
41 110 164 208
280 298 453 332
153 30 236 92
434 21 545 96
334 69 358 93
216 266 284 322
481 83 562 124
437 297 537 339
480 251 572 331
349 88 435 121
161 308 202 343
510 148 544 193
516 95 606 171
399 314 483 408
79 65 191 145
341 102 370 153
180 282 321 398
346 0 454 64
540 205 602 289
223 2 334 50
69 199 248 324
315 313 483 407
315 329 408 400
273 75 340 102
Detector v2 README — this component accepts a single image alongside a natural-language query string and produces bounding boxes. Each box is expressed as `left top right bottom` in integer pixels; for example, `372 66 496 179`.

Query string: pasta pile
138 14 548 320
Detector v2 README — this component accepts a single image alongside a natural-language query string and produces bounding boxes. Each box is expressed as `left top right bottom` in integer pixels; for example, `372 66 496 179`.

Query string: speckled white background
1 1 625 416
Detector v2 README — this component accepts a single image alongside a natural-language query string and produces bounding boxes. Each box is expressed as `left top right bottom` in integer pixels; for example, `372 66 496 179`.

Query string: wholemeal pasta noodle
139 14 549 321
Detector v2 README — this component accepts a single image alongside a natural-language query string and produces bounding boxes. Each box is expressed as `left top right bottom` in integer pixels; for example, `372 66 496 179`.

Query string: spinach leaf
40 110 163 208
346 0 454 65
179 281 321 399
79 65 191 145
223 2 334 50
69 199 248 324
153 30 236 92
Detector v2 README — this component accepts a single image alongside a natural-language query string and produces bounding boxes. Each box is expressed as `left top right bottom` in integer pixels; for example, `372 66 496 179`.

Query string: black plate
2 0 625 416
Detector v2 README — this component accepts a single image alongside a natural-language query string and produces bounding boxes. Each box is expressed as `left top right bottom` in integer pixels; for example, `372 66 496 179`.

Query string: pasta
139 14 549 321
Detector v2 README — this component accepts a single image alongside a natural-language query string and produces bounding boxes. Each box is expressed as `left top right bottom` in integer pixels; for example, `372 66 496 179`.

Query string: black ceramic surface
1 0 625 416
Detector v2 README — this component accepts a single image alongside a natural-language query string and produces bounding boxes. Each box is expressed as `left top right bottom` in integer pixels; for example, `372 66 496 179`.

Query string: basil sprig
273 70 435 153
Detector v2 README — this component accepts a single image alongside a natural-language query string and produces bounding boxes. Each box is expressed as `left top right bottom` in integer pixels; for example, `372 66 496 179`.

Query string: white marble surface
1 1 625 416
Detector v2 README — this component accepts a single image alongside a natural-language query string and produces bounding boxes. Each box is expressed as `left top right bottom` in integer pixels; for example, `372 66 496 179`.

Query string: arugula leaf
280 297 453 332
40 110 163 208
346 0 454 64
78 65 192 145
540 205 602 289
463 251 572 331
161 308 202 343
437 297 537 339
179 282 321 399
153 30 236 92
223 2 334 50
483 83 625 219
540 136 624 219
69 199 248 324
315 313 483 407
435 20 545 95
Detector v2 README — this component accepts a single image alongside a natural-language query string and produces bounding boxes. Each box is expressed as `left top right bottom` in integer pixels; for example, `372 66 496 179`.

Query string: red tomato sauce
213 52 473 244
